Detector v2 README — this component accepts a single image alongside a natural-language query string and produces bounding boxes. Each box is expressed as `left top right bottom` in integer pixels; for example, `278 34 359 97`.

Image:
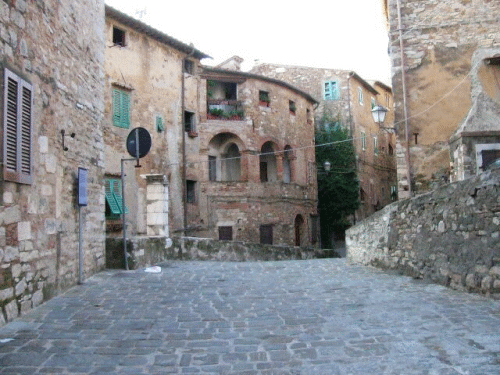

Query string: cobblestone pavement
1 259 500 374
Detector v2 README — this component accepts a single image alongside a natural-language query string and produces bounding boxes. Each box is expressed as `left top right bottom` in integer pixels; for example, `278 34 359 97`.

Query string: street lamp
371 105 396 133
324 160 331 173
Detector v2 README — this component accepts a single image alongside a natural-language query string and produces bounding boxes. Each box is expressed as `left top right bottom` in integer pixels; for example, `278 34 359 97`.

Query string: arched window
283 145 293 183
223 143 241 181
260 141 278 182
208 133 245 182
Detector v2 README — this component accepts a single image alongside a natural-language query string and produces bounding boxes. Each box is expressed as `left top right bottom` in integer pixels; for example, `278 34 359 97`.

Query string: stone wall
106 236 339 269
385 0 500 195
0 0 106 325
346 167 500 296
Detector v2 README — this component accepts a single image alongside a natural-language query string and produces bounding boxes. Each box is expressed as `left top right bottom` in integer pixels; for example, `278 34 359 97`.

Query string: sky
105 0 392 85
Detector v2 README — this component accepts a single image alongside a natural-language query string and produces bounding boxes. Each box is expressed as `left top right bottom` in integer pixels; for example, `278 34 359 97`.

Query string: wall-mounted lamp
372 105 396 133
324 160 331 173
61 130 75 151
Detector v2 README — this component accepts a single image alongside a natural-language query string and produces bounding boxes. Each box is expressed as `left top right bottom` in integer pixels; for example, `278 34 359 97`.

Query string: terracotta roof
349 72 379 95
105 5 210 60
202 67 319 104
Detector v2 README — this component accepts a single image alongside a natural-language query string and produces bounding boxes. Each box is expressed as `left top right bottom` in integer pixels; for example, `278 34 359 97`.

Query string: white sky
105 0 392 85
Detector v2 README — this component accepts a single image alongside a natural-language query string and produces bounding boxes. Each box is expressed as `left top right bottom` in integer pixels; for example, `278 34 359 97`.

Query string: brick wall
346 167 500 296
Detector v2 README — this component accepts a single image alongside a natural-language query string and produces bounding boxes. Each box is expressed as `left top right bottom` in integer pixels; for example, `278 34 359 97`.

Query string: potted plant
259 91 270 107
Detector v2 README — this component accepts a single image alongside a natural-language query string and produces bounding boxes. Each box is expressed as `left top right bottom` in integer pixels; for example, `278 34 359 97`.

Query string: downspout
396 0 413 196
181 45 195 237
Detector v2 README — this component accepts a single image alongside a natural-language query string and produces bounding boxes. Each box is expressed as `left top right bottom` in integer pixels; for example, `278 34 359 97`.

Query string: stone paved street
1 259 500 374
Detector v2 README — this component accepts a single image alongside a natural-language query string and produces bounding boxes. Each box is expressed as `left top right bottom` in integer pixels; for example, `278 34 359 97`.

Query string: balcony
207 99 244 121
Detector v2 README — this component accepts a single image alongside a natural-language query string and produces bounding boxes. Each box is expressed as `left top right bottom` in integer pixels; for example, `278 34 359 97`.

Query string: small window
186 180 196 203
358 88 364 105
218 226 233 241
184 59 194 74
105 178 129 219
374 136 378 155
371 97 376 109
3 68 33 184
361 131 366 151
113 88 131 128
324 81 340 100
260 225 273 245
112 26 126 46
184 111 195 133
389 144 394 156
208 156 217 182
259 90 270 107
289 100 296 115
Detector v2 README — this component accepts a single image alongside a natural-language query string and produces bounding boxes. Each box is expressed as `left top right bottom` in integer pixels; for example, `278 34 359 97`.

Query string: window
3 68 33 184
324 81 340 100
374 136 378 155
391 186 398 201
186 180 196 203
358 88 364 105
218 226 233 241
112 26 126 46
371 97 376 109
156 115 164 133
113 88 130 128
208 156 216 182
184 59 194 74
184 111 195 133
289 100 296 115
260 162 268 182
283 146 293 183
389 144 394 156
259 90 270 107
260 225 273 245
105 178 128 219
361 131 366 150
260 142 277 182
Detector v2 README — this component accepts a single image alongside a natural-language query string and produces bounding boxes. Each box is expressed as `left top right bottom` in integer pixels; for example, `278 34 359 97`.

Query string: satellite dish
126 127 151 159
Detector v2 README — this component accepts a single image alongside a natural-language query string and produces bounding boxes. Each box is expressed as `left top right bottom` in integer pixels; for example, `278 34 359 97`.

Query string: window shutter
332 81 339 100
121 91 130 128
113 89 121 126
3 69 33 184
105 179 122 215
324 82 331 100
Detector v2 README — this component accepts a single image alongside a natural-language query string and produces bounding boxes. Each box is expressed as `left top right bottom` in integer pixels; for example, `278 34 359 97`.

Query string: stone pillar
145 174 169 237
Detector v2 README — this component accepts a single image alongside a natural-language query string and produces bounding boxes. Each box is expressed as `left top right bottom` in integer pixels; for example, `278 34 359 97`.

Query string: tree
315 114 359 248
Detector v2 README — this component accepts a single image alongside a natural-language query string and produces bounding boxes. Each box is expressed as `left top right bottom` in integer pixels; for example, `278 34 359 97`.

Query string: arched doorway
260 141 278 182
294 214 305 246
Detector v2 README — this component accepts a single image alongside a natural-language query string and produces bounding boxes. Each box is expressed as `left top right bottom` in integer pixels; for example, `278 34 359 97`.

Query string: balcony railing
207 99 244 121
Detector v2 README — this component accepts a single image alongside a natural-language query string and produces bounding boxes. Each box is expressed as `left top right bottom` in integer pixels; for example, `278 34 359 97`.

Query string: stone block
17 222 31 241
489 266 500 278
3 192 13 204
0 287 13 301
38 136 48 153
11 264 21 278
2 206 21 225
4 246 19 262
15 279 27 296
4 300 18 321
481 276 493 291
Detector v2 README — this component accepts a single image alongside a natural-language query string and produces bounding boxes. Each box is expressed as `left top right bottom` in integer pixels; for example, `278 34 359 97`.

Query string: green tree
315 114 359 248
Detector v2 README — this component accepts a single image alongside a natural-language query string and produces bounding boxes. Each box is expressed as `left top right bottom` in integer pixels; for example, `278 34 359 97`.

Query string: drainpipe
396 0 413 196
181 45 196 237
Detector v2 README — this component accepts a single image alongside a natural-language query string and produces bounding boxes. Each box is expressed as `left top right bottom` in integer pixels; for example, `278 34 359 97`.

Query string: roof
373 81 392 94
349 72 379 95
201 67 319 105
105 5 210 60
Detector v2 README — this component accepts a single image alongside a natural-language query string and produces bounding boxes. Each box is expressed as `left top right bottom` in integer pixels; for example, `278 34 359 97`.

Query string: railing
207 99 244 120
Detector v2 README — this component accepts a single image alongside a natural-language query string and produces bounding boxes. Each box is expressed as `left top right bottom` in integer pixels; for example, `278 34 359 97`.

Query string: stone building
382 0 500 196
104 6 209 238
190 60 320 246
103 12 319 247
251 64 397 221
0 0 106 324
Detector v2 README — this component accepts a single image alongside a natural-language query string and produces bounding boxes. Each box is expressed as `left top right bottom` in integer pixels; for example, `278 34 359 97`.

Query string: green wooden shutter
324 82 331 100
105 179 122 215
112 89 130 128
113 89 121 127
332 81 339 100
121 91 130 128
